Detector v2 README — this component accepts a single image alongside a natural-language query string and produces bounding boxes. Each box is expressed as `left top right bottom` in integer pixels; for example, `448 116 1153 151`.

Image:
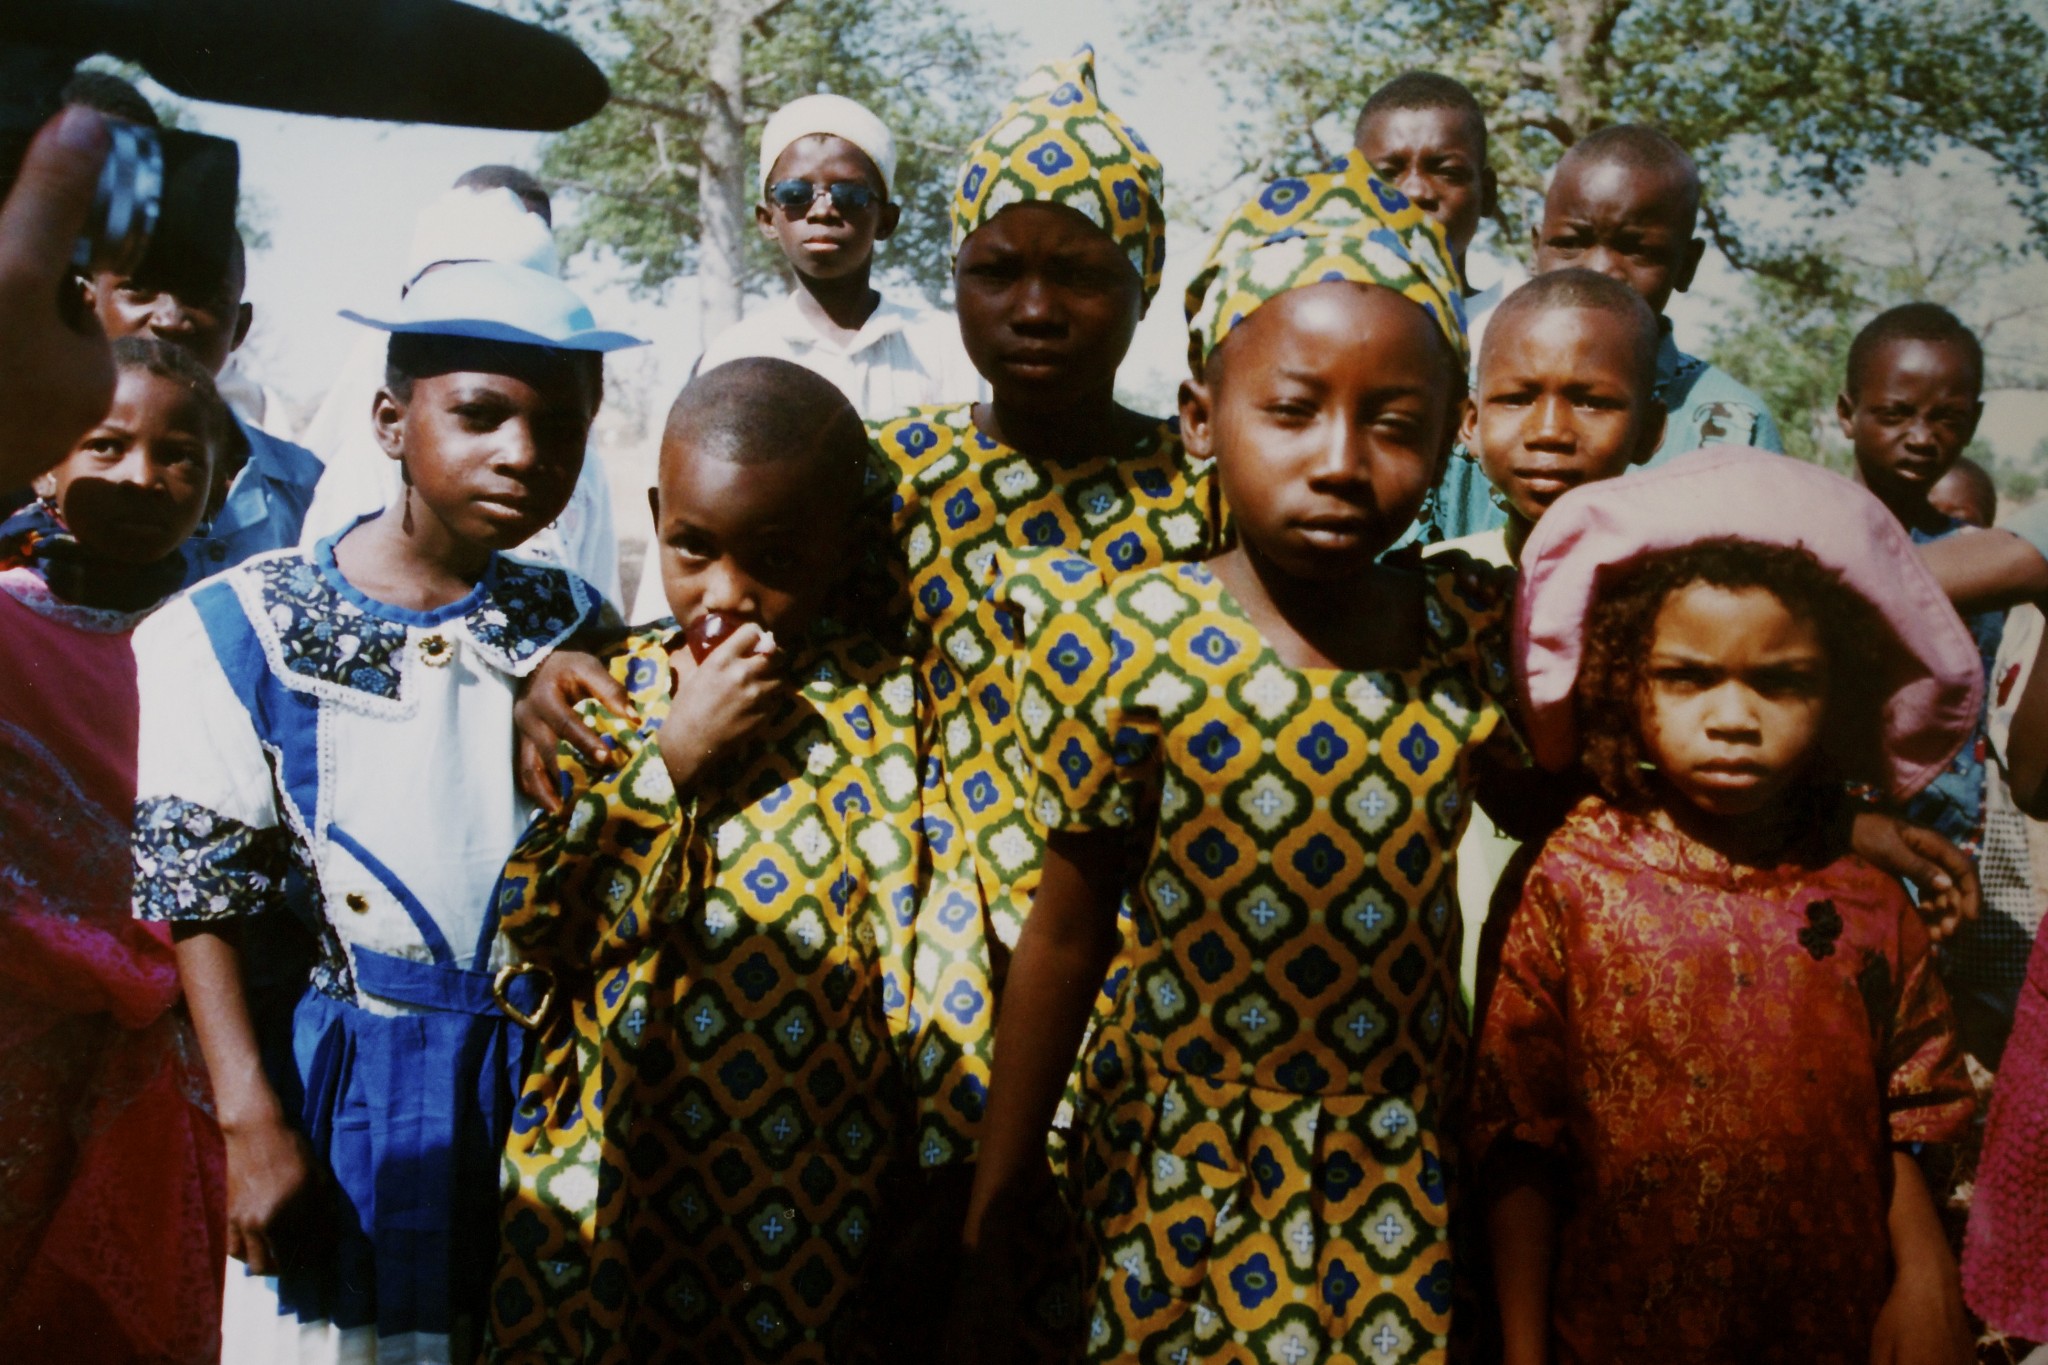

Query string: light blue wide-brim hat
340 260 647 352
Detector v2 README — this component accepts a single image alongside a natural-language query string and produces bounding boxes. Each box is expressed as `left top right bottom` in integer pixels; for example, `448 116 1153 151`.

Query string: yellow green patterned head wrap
950 46 1167 305
1185 152 1468 375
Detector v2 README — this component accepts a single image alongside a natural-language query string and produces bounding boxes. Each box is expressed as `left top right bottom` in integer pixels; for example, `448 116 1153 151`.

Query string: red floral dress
1467 796 1974 1364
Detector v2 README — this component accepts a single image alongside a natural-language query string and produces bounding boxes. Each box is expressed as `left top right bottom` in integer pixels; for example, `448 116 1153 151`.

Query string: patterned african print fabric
1185 153 1466 374
489 625 992 1363
1467 796 1974 1363
1007 552 1518 1363
868 402 1216 946
950 47 1167 305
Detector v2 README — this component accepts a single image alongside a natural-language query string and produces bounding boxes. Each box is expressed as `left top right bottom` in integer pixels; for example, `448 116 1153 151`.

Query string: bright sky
142 0 2042 460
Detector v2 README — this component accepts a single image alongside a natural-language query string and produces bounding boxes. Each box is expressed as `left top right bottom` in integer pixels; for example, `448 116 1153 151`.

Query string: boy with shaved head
1533 125 1784 464
491 357 992 1359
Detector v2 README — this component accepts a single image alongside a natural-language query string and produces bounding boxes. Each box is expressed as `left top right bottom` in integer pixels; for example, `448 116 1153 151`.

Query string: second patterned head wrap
950 46 1167 305
1185 152 1467 373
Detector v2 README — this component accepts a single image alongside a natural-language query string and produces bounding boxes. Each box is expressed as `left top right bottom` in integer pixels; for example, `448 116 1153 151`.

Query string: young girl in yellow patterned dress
488 360 990 1362
867 46 1216 957
960 159 1508 1363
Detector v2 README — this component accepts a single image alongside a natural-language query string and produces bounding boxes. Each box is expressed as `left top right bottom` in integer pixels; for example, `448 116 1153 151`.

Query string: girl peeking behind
0 337 231 1363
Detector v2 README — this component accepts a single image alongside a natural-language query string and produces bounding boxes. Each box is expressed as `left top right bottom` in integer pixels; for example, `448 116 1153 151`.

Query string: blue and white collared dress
130 529 601 1364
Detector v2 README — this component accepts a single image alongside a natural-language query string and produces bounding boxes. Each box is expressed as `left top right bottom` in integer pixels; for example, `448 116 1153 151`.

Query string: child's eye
83 436 124 458
1261 399 1317 424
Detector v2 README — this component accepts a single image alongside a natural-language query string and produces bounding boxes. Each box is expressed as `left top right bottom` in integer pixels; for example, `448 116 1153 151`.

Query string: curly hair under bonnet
1575 538 1890 810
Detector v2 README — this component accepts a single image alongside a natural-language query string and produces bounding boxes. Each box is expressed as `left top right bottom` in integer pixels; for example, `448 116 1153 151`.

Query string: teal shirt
177 419 323 589
1422 320 1786 543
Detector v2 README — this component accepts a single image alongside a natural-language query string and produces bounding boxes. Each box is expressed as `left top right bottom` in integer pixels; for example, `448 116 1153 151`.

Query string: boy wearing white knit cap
703 93 977 416
627 94 978 621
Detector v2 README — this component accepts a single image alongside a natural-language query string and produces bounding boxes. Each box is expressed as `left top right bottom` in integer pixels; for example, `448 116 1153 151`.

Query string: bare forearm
1919 528 2048 615
1489 1154 1559 1365
1887 1151 1953 1287
172 926 283 1129
961 835 1123 1247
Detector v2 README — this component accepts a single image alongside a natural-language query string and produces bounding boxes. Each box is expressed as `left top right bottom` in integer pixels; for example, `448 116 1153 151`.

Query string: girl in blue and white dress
129 261 643 1364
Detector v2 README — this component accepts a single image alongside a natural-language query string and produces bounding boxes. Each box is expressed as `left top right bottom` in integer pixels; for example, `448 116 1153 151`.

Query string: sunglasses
766 179 878 214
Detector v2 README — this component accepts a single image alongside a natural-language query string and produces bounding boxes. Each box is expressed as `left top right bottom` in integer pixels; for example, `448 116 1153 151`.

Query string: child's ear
646 485 661 535
1480 165 1500 222
1631 398 1668 467
231 301 254 353
1963 399 1986 447
874 201 901 243
1179 375 1215 460
1835 389 1858 442
371 388 407 460
754 201 779 241
1673 237 1706 295
1457 393 1480 459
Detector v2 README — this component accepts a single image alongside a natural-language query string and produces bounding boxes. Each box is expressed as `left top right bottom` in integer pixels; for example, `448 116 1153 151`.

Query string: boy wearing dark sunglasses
629 93 979 621
702 92 975 410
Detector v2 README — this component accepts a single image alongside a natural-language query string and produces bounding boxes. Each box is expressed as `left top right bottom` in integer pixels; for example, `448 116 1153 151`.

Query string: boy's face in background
1354 107 1493 265
1928 464 1995 529
756 135 898 283
1838 337 1983 520
87 261 252 378
649 438 855 642
953 203 1143 414
1461 303 1665 529
1533 158 1704 316
38 368 217 565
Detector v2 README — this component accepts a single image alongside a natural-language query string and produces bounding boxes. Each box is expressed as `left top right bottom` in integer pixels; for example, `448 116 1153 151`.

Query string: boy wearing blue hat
131 261 644 1364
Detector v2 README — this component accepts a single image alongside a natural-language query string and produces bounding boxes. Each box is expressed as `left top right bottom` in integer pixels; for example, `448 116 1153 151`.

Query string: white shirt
695 288 982 423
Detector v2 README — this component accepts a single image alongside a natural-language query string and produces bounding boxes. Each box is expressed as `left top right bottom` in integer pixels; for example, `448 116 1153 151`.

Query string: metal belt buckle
492 961 556 1029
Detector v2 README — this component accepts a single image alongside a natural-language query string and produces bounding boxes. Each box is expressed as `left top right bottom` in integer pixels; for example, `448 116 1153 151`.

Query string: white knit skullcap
757 94 896 198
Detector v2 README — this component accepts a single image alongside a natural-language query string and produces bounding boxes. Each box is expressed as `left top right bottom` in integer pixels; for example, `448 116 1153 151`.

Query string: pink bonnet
1514 446 1984 801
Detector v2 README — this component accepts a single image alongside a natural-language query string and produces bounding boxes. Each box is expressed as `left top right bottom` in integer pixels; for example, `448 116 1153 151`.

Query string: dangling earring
400 460 415 535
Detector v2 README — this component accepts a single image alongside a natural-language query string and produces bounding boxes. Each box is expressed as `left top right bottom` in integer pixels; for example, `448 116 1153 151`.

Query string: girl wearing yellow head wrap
959 153 1510 1365
869 47 1210 952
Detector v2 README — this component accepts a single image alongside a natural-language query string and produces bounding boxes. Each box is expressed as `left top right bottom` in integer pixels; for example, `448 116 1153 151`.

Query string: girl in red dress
1469 449 1981 1365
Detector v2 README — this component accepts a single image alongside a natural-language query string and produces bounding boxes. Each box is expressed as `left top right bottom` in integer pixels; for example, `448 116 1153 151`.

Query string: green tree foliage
1130 0 2048 281
528 0 1010 308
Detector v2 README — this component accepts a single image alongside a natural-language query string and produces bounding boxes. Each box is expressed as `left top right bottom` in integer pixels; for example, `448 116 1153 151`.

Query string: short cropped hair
111 335 235 455
1845 302 1984 400
1556 125 1701 227
453 165 553 226
1484 268 1662 395
1576 538 1887 808
665 357 868 482
1354 71 1487 157
61 70 161 127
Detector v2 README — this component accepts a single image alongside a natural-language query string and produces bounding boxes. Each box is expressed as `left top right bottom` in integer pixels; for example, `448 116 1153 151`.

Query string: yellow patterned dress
869 402 1216 944
488 626 991 1363
1007 554 1517 1364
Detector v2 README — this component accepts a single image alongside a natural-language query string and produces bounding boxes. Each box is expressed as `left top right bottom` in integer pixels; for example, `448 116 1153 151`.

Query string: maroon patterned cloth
1467 796 1974 1364
1964 917 2048 1337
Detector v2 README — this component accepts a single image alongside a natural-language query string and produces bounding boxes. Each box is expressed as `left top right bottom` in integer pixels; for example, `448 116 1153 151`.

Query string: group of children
3 43 2048 1365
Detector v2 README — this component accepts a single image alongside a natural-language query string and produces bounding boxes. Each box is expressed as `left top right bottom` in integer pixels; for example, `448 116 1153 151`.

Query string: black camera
0 0 610 293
